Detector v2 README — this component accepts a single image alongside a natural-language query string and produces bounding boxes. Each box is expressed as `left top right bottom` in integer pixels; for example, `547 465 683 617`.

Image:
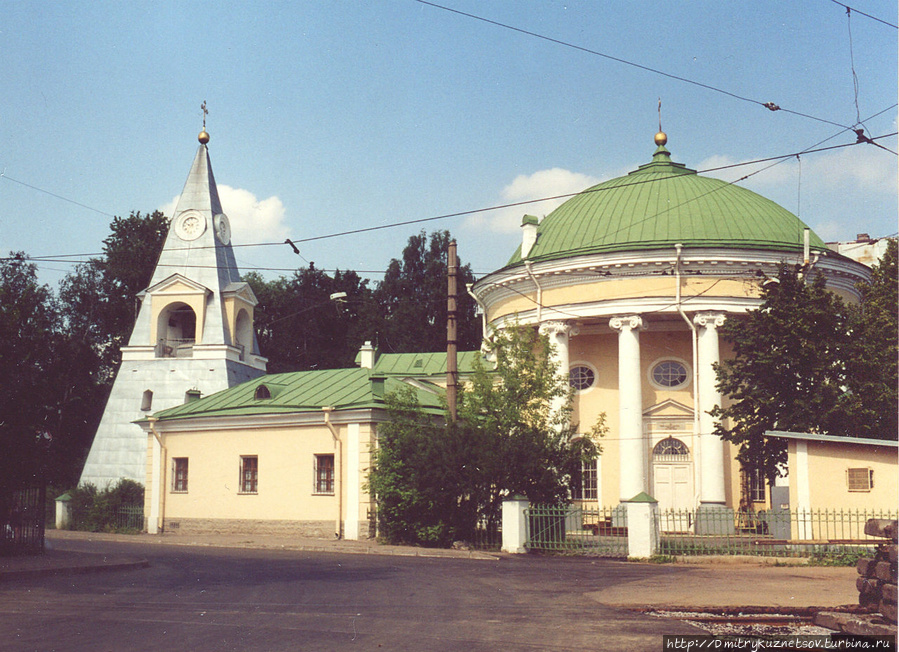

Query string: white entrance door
654 463 693 531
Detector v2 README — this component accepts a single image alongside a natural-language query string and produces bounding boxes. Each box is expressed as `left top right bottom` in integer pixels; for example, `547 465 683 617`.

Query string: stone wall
162 518 371 540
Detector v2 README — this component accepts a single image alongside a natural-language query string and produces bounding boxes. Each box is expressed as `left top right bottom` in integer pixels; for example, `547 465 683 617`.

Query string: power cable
8 128 896 270
828 0 898 29
414 0 853 130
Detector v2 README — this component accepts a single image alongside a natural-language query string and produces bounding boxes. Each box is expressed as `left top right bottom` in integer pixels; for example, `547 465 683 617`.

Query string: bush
67 479 144 533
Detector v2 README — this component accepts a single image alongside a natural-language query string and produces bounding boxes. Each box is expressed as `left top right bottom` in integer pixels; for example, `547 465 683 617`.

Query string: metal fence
1 486 46 556
525 505 628 557
470 515 502 551
658 508 897 557
115 505 144 532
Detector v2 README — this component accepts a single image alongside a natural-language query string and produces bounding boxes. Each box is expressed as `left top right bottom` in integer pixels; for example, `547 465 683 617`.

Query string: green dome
507 142 825 267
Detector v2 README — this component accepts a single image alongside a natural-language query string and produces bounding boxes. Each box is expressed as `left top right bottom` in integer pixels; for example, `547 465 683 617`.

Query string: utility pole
446 240 458 422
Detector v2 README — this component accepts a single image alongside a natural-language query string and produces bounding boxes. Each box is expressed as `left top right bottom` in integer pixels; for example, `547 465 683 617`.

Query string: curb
0 557 149 581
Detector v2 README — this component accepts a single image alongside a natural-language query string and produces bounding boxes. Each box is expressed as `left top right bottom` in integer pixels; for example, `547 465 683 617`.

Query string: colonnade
539 313 729 513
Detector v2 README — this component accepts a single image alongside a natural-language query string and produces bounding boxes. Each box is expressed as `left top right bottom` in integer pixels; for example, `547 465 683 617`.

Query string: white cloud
697 145 897 242
465 168 604 234
159 185 290 244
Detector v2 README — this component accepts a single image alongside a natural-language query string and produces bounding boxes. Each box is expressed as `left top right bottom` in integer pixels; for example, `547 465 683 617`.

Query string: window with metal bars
239 456 258 494
172 458 188 493
314 454 335 495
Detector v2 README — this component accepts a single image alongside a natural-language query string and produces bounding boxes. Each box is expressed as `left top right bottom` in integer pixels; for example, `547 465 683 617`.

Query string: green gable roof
148 368 444 422
368 350 482 376
506 142 825 267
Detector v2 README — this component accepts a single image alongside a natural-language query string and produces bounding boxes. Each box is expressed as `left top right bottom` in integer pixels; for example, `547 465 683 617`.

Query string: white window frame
569 361 598 393
648 357 691 391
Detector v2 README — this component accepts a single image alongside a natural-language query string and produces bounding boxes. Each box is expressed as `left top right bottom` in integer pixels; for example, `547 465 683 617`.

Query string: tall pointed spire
79 130 266 488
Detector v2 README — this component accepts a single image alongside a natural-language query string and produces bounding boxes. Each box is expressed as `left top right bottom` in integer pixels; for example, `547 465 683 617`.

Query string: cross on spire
201 101 208 130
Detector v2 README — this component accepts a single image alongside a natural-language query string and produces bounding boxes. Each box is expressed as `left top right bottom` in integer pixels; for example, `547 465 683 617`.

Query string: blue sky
2 1 896 287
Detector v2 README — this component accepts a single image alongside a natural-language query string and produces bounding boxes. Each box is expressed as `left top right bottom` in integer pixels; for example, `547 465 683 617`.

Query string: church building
470 131 874 530
79 129 267 488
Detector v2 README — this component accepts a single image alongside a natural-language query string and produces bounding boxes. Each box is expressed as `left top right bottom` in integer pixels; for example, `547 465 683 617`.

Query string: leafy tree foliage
368 325 603 547
374 230 481 353
0 255 58 500
844 239 898 440
712 255 898 485
246 266 379 373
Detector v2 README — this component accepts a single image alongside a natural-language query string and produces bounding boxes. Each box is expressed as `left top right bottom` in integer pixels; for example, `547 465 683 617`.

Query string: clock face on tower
213 213 231 245
174 211 206 241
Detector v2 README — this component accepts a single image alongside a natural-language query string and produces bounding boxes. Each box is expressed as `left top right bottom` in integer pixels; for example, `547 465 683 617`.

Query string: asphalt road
0 539 701 651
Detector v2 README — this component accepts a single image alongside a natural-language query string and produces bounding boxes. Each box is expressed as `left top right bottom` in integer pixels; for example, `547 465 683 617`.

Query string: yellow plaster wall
487 276 760 323
789 440 898 512
160 424 342 522
222 296 255 345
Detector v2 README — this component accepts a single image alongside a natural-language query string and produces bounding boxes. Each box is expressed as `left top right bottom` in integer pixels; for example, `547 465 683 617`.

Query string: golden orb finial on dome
198 130 210 144
654 131 667 146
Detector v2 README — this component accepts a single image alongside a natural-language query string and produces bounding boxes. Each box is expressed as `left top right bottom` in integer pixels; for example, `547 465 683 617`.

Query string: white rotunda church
470 132 872 531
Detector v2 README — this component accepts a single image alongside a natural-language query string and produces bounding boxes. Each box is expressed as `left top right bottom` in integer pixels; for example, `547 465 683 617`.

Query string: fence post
55 492 72 530
626 492 659 558
502 495 530 554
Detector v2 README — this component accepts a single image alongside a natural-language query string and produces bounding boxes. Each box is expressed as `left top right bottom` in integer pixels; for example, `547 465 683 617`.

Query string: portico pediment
145 274 211 297
643 399 694 418
223 281 258 307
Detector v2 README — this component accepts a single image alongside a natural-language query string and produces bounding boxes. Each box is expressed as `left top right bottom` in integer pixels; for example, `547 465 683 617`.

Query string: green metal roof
367 350 482 376
506 142 826 267
148 368 444 422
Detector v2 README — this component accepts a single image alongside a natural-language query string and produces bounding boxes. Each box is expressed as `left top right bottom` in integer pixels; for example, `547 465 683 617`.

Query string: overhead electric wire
7 127 896 272
828 0 898 29
414 0 854 130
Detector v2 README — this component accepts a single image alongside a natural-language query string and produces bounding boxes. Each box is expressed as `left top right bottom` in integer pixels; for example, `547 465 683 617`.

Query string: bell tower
79 127 267 488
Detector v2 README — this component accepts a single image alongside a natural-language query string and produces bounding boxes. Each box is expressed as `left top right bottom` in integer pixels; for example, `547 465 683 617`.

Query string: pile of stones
856 518 898 622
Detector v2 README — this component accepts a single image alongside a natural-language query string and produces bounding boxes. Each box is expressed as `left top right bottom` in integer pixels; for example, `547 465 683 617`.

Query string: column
345 423 361 541
609 315 646 502
694 311 734 534
538 321 578 419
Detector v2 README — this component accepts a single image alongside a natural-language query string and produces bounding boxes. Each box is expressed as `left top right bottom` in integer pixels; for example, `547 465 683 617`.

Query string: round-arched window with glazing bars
652 437 690 462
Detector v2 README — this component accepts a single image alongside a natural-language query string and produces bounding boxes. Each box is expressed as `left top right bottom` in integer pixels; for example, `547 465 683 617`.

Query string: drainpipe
674 244 702 501
147 417 166 535
524 260 543 322
322 407 342 539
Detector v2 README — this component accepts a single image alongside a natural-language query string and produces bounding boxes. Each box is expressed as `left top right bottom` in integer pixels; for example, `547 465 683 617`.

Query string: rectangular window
847 468 873 492
172 458 189 493
748 467 766 503
239 456 258 494
314 454 335 495
573 460 597 501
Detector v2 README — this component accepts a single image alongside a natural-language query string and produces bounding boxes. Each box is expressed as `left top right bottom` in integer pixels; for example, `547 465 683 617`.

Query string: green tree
0 255 59 503
368 324 603 547
246 266 378 373
375 230 481 353
711 266 853 482
844 239 898 440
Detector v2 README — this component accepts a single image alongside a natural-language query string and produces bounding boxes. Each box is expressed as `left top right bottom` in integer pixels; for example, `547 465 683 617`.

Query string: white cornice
141 407 390 434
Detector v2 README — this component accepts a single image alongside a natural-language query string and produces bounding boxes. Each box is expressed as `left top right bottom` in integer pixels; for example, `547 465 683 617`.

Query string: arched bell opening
155 302 197 358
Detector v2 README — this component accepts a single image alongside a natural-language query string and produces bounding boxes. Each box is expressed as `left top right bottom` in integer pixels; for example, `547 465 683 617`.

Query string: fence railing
525 505 628 557
116 505 144 532
1 486 46 556
659 508 897 557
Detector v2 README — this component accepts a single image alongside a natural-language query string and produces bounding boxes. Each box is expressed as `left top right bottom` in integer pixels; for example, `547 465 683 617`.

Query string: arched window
653 437 690 461
254 385 271 400
156 302 197 358
141 390 153 412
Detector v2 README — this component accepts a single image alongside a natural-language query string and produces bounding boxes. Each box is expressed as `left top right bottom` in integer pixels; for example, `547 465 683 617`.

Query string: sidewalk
1 530 864 613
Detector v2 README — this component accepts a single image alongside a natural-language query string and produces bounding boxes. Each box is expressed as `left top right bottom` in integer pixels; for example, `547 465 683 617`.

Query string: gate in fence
525 505 628 557
1 485 46 556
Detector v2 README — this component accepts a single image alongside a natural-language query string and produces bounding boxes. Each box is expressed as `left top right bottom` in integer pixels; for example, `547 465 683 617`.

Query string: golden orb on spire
654 131 668 146
198 130 210 144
